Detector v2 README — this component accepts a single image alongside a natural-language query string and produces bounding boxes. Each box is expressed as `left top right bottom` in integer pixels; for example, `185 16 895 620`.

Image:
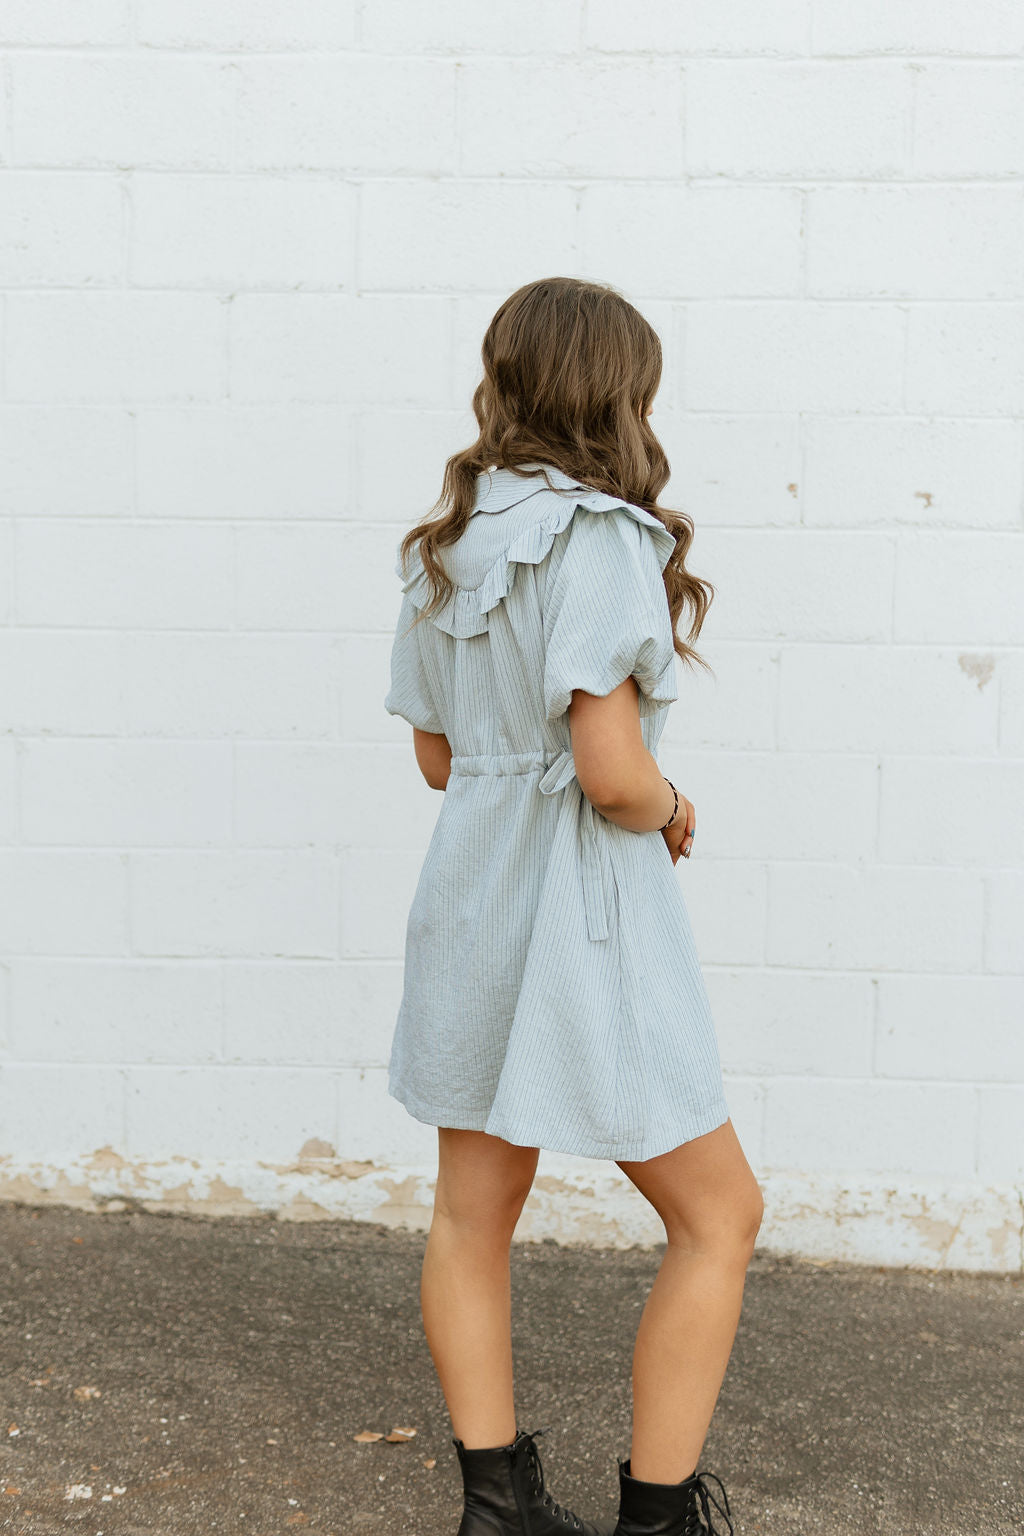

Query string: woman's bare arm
412 726 452 790
568 678 689 842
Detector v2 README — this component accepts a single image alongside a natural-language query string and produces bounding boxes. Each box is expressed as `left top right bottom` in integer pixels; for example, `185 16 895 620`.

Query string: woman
384 277 764 1536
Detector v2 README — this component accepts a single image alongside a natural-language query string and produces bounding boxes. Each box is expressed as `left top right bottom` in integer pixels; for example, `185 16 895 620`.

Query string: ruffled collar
472 462 596 516
395 467 676 640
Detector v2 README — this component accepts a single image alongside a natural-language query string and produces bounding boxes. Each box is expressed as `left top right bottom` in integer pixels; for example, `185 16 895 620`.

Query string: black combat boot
453 1425 616 1536
613 1456 734 1536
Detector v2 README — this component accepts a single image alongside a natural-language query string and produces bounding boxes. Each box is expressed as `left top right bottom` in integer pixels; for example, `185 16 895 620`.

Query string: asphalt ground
0 1205 1021 1535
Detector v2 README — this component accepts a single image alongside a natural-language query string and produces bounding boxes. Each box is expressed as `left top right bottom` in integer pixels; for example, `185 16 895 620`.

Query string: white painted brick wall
0 2 1022 1270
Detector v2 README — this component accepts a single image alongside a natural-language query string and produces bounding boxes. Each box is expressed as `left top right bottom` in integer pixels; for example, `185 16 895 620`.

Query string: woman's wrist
586 755 683 834
659 776 680 831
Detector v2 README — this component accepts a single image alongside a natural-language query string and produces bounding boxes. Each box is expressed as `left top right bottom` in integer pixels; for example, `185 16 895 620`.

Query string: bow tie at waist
447 748 614 942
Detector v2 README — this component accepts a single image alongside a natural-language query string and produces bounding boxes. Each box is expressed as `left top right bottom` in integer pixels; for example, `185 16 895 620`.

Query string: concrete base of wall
0 1147 1020 1272
4 1148 1019 1277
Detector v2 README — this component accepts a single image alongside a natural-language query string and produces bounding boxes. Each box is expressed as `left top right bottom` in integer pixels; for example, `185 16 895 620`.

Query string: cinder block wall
0 2 1021 1270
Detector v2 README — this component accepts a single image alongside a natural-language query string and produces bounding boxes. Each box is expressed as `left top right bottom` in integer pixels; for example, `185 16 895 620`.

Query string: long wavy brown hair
397 276 714 675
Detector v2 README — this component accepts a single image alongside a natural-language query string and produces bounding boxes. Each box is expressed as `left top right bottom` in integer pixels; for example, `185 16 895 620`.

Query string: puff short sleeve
384 590 446 734
542 504 679 723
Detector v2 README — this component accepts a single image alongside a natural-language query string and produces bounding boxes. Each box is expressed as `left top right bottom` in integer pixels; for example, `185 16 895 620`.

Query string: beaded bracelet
659 776 679 831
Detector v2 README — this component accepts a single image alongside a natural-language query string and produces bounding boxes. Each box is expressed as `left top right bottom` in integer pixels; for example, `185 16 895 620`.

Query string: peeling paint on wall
0 1151 1020 1273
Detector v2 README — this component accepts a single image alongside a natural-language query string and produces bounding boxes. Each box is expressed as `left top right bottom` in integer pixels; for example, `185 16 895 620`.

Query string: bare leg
617 1118 764 1484
420 1127 539 1450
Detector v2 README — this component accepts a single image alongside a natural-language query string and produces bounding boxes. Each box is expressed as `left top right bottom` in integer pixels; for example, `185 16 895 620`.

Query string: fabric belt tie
447 748 615 943
538 748 613 943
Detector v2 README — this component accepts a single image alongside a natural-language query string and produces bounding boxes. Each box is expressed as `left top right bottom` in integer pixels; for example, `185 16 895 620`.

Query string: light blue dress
383 462 730 1161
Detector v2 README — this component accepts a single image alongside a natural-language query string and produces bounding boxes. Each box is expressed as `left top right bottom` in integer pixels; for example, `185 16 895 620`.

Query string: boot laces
684 1469 733 1536
521 1427 586 1531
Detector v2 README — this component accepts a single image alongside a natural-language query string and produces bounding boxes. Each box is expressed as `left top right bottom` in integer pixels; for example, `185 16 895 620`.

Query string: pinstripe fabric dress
383 463 730 1161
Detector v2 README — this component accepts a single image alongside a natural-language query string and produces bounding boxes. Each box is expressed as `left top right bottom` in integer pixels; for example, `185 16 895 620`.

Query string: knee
433 1179 534 1240
666 1178 765 1265
742 1180 766 1256
728 1177 765 1260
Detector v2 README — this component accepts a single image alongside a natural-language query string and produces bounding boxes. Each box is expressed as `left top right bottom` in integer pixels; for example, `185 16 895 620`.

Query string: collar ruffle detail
394 485 677 640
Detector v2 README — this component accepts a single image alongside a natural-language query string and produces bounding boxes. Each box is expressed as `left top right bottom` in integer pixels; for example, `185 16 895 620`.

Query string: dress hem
387 1078 732 1163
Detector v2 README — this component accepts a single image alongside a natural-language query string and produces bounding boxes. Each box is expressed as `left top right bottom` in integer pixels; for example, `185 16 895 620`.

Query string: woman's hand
662 792 696 864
